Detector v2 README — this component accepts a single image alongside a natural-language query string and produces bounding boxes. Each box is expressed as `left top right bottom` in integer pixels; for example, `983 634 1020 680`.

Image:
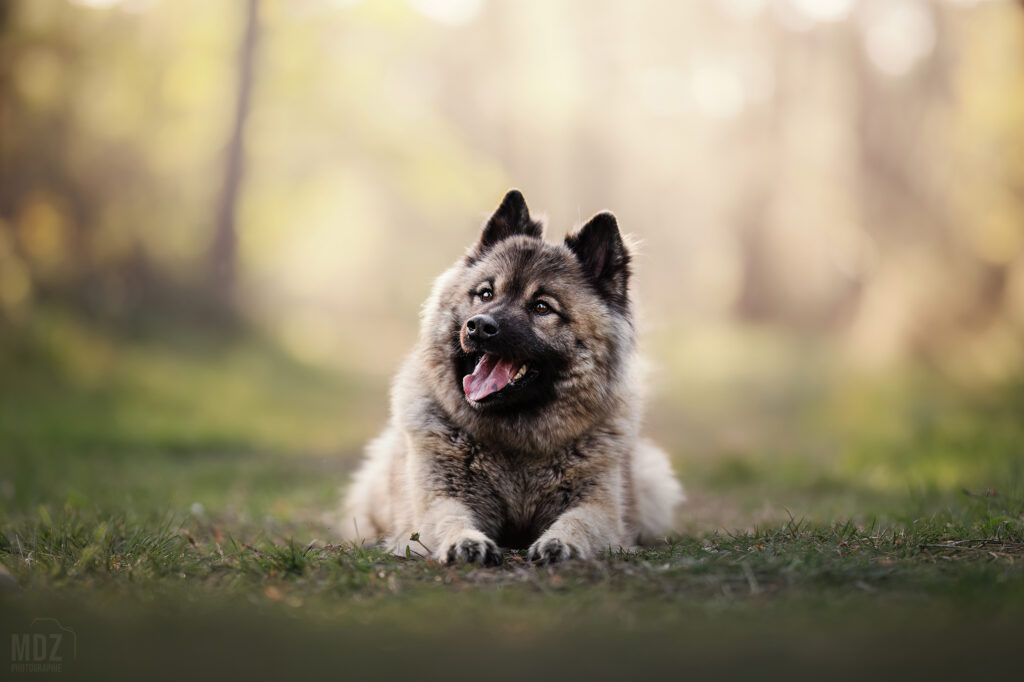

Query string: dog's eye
479 289 493 302
533 300 551 315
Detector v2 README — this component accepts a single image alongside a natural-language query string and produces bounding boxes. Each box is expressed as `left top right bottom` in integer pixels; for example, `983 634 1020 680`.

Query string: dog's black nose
466 314 499 340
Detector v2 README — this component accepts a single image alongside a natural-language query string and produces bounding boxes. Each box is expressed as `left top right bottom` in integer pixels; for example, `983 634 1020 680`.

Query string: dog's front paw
440 531 502 566
527 536 581 564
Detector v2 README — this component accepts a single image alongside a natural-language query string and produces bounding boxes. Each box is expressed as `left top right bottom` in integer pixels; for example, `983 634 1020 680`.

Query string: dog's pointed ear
564 212 631 310
472 190 543 258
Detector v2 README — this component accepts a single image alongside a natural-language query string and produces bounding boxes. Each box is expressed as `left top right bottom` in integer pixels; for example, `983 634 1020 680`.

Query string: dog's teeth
512 364 528 382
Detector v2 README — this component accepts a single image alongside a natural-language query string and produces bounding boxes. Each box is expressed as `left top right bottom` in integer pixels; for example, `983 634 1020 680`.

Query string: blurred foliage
1 0 1023 384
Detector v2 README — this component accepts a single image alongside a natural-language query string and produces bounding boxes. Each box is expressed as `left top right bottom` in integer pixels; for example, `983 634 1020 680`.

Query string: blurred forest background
1 0 1023 525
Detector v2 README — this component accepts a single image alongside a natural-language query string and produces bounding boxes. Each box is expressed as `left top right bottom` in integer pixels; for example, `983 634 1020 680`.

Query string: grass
2 310 1023 679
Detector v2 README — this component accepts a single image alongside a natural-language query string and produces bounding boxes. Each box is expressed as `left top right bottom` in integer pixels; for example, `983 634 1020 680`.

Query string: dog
340 190 683 564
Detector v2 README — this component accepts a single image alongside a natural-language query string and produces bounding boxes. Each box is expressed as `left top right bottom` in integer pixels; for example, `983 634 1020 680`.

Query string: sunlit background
2 0 1023 526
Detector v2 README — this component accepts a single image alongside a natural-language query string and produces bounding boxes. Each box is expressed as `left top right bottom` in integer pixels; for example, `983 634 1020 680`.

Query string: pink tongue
463 353 518 401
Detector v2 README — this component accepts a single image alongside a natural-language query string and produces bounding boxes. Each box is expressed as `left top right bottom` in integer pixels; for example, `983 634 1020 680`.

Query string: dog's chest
465 450 583 550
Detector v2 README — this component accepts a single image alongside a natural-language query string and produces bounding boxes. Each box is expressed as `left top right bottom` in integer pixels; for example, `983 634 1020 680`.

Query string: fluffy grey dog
341 190 683 564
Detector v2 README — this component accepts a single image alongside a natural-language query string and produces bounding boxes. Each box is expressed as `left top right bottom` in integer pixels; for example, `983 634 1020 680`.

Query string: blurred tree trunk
210 0 259 306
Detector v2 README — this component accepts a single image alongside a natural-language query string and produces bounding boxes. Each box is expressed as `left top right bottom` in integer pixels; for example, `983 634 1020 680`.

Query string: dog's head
420 190 635 439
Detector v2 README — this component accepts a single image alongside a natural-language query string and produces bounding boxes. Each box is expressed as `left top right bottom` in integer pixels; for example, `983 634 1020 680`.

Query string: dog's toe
443 534 502 566
527 537 577 564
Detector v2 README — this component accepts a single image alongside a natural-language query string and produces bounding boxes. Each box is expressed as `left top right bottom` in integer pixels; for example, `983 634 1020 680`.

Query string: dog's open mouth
462 352 534 403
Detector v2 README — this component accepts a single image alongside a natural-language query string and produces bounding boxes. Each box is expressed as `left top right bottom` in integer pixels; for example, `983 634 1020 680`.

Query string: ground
1 310 1022 680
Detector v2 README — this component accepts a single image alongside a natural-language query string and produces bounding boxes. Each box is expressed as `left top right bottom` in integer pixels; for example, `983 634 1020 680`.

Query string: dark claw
482 549 502 567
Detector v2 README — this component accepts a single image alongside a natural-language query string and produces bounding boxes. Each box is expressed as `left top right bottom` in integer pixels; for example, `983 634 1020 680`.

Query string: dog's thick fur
340 190 683 564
